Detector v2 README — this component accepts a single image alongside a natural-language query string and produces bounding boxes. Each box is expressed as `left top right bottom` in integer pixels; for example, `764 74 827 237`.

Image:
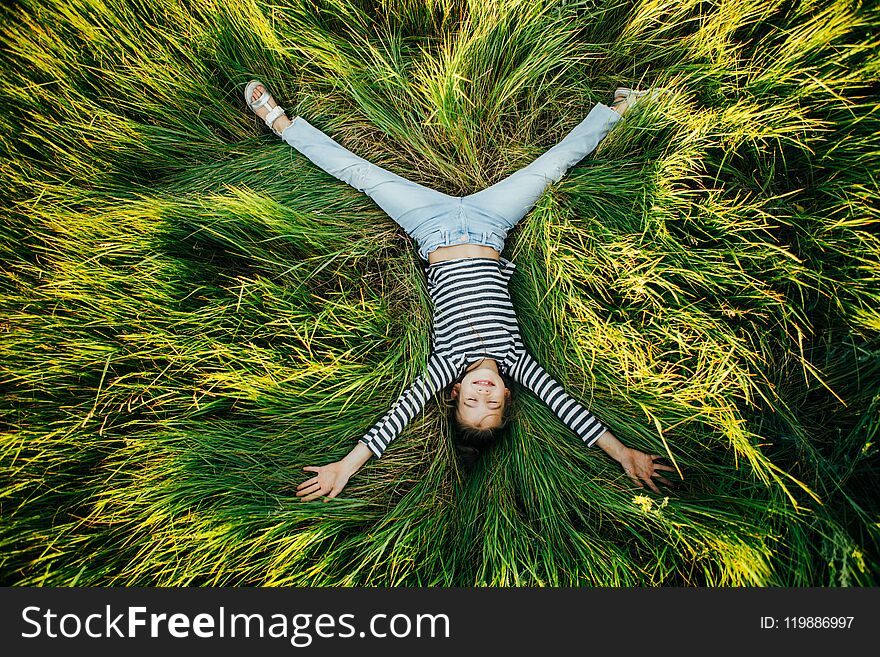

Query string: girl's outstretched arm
297 352 457 500
358 352 457 458
508 350 606 446
510 350 675 492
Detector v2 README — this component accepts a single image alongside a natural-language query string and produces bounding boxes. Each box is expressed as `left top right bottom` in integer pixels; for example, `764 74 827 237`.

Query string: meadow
1 0 878 586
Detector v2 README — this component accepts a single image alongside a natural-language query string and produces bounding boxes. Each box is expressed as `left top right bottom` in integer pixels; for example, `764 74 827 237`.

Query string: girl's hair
446 370 514 473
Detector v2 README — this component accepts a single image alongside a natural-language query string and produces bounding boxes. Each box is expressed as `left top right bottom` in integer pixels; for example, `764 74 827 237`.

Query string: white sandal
244 80 288 137
610 87 658 112
608 87 661 111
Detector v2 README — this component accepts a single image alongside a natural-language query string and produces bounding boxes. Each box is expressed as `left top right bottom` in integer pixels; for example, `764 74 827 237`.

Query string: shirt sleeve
359 351 459 458
508 350 607 447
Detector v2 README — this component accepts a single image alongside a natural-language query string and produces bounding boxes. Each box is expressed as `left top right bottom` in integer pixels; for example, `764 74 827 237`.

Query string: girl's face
451 366 510 429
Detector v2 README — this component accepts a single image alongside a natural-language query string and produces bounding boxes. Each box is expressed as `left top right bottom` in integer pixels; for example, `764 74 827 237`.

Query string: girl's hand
296 461 352 501
295 442 373 501
594 431 677 494
616 448 675 494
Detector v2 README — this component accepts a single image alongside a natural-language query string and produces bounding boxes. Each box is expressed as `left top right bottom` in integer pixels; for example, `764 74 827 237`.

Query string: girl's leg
280 118 455 234
247 82 454 237
462 102 622 230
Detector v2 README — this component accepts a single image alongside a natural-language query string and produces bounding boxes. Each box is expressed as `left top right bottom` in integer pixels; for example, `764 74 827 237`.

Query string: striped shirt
360 257 607 457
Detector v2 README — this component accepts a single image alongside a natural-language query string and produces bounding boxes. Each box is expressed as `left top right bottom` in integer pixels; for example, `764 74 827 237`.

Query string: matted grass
1 0 878 585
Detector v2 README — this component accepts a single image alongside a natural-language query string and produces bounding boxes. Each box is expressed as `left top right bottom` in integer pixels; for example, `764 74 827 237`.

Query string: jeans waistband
415 225 506 260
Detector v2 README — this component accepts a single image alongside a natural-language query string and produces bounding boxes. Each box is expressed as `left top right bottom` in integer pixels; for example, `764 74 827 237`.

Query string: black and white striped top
360 257 607 457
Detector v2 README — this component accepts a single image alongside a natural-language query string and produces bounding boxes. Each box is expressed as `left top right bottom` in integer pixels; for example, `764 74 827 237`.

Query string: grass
1 0 878 586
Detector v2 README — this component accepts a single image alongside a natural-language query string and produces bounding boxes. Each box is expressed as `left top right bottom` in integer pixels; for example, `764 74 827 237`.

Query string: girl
244 80 675 500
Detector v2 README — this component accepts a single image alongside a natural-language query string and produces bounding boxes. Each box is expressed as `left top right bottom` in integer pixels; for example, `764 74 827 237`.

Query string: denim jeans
280 104 621 260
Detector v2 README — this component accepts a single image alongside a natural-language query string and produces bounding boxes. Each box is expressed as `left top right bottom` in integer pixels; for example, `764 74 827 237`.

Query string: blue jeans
280 104 621 260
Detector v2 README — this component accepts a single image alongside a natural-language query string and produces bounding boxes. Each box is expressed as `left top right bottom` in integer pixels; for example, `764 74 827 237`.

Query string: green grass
1 0 878 586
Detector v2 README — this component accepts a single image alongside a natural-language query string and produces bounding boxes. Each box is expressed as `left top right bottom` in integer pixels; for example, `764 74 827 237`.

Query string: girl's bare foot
246 81 293 136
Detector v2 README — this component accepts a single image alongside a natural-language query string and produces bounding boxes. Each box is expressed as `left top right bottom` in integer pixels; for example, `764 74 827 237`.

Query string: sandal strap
249 92 273 111
264 105 286 129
